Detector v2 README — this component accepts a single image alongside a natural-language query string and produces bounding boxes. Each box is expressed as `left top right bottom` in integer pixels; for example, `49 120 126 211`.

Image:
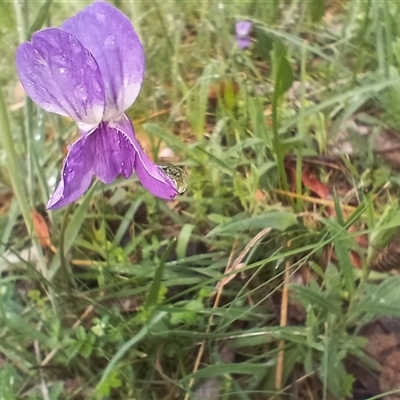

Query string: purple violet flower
235 20 252 49
16 2 179 210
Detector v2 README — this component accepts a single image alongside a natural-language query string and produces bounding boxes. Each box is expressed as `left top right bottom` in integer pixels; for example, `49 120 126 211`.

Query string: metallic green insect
159 164 188 195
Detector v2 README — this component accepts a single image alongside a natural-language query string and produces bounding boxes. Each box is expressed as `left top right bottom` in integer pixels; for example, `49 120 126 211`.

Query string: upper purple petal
235 21 252 36
46 135 95 209
116 115 179 200
61 2 145 120
16 28 105 132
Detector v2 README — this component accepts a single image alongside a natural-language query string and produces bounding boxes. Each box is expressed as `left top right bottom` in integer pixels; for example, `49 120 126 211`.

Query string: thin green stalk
271 52 291 205
295 43 307 213
15 0 52 224
171 14 183 106
383 1 394 71
282 0 300 27
150 0 174 53
0 89 29 230
353 0 370 81
100 311 168 386
58 204 74 294
13 0 35 203
271 94 287 189
11 0 58 314
0 89 46 274
31 112 53 219
13 0 26 43
374 1 386 76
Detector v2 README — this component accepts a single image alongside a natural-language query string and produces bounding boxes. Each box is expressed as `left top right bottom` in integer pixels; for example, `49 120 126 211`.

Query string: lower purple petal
91 121 135 184
116 115 179 200
235 35 251 49
47 120 136 209
47 114 179 209
47 136 95 210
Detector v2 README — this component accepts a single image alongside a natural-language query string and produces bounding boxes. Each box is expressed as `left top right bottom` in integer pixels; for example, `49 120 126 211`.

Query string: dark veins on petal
91 122 135 184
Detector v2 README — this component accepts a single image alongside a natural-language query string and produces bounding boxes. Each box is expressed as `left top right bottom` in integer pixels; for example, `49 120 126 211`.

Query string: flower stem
0 88 32 240
0 88 49 282
9 0 58 315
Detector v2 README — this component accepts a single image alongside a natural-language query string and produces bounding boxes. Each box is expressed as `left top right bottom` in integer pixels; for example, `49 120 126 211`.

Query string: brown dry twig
275 258 291 391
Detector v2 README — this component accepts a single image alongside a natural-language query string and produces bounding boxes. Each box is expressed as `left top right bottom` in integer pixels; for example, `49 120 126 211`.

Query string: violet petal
47 118 137 209
62 2 145 119
235 36 252 50
235 21 252 36
116 115 179 200
47 113 177 210
91 121 135 184
16 28 105 132
46 136 95 210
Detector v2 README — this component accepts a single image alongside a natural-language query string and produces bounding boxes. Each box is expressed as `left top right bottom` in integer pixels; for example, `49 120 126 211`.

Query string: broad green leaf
207 211 298 236
49 381 64 400
271 40 294 98
28 0 52 38
184 363 271 380
291 285 342 315
0 2 15 31
144 239 176 310
328 203 355 297
356 276 400 319
253 28 273 61
309 0 325 23
176 224 195 259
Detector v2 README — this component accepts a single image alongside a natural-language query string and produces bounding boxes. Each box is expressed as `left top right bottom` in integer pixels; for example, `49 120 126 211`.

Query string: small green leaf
184 363 269 380
49 381 64 400
328 211 355 297
176 224 195 259
97 370 122 397
170 299 204 325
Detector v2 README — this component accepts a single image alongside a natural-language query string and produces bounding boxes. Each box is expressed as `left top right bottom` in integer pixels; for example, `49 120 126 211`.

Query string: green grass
2 0 400 399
